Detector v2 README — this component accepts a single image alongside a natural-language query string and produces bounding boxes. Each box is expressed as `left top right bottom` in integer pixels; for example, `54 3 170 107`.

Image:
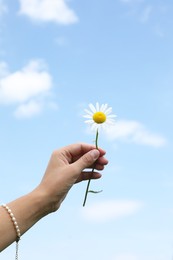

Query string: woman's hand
38 143 108 211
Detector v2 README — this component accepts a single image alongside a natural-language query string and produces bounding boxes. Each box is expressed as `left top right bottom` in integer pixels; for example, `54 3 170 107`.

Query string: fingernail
90 149 100 160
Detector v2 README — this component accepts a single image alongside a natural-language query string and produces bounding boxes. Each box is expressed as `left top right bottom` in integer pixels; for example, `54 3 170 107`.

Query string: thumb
74 149 100 171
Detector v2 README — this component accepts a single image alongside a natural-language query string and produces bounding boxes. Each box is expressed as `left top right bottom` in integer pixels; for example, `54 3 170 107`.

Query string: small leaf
88 190 103 194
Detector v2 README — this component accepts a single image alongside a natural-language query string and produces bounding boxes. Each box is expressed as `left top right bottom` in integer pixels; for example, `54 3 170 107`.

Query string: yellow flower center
93 112 106 124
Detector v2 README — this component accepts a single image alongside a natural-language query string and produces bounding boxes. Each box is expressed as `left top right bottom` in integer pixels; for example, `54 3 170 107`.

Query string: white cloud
105 120 167 148
0 59 52 104
0 59 55 118
81 199 142 222
14 100 42 118
18 0 78 25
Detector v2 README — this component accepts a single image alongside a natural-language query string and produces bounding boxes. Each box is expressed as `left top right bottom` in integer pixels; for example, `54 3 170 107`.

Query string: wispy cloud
14 100 42 118
120 0 152 23
0 59 55 118
81 199 142 222
140 5 152 23
18 0 78 25
119 0 168 37
0 0 8 17
104 119 167 148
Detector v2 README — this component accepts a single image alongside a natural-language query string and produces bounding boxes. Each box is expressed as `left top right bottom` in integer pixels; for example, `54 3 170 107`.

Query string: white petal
91 123 98 131
96 102 100 111
102 103 108 112
89 103 96 113
84 108 93 116
105 107 112 115
106 119 116 125
100 104 105 111
101 123 106 130
83 115 92 118
107 114 117 118
84 119 94 124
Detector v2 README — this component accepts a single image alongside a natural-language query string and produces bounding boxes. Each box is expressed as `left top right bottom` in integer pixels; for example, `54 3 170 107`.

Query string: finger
61 143 106 162
94 164 105 171
96 156 108 165
73 149 100 172
75 171 102 183
83 157 108 170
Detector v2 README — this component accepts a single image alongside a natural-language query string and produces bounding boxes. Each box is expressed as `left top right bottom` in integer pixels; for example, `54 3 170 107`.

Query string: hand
37 143 108 212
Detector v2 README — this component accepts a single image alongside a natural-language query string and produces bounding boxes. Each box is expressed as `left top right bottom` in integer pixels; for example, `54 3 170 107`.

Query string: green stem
82 177 92 207
83 129 99 207
95 128 99 149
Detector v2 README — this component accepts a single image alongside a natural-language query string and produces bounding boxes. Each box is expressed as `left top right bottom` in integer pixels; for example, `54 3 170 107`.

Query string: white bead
1 203 21 241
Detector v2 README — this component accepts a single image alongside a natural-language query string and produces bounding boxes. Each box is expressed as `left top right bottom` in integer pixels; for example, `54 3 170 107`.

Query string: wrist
6 189 55 237
32 185 62 215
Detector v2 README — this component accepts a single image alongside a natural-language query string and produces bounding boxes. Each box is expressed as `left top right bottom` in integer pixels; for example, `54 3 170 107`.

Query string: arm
0 143 108 251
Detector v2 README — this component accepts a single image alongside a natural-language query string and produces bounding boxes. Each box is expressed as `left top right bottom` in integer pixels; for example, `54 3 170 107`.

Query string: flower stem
95 128 99 149
83 129 99 207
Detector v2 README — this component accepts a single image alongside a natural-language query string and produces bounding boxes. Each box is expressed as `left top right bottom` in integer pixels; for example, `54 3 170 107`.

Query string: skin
0 143 108 251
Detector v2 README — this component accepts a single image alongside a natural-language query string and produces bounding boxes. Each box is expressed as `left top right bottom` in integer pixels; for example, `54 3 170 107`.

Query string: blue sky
0 0 173 259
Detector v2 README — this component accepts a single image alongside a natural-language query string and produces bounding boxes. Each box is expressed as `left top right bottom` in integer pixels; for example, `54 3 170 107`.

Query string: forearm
0 188 52 251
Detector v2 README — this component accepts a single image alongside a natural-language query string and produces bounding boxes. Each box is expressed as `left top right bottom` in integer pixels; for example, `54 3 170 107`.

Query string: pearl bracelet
2 204 21 242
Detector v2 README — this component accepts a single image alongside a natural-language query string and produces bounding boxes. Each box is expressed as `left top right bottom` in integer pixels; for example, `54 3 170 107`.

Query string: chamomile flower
84 102 116 131
82 102 116 207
